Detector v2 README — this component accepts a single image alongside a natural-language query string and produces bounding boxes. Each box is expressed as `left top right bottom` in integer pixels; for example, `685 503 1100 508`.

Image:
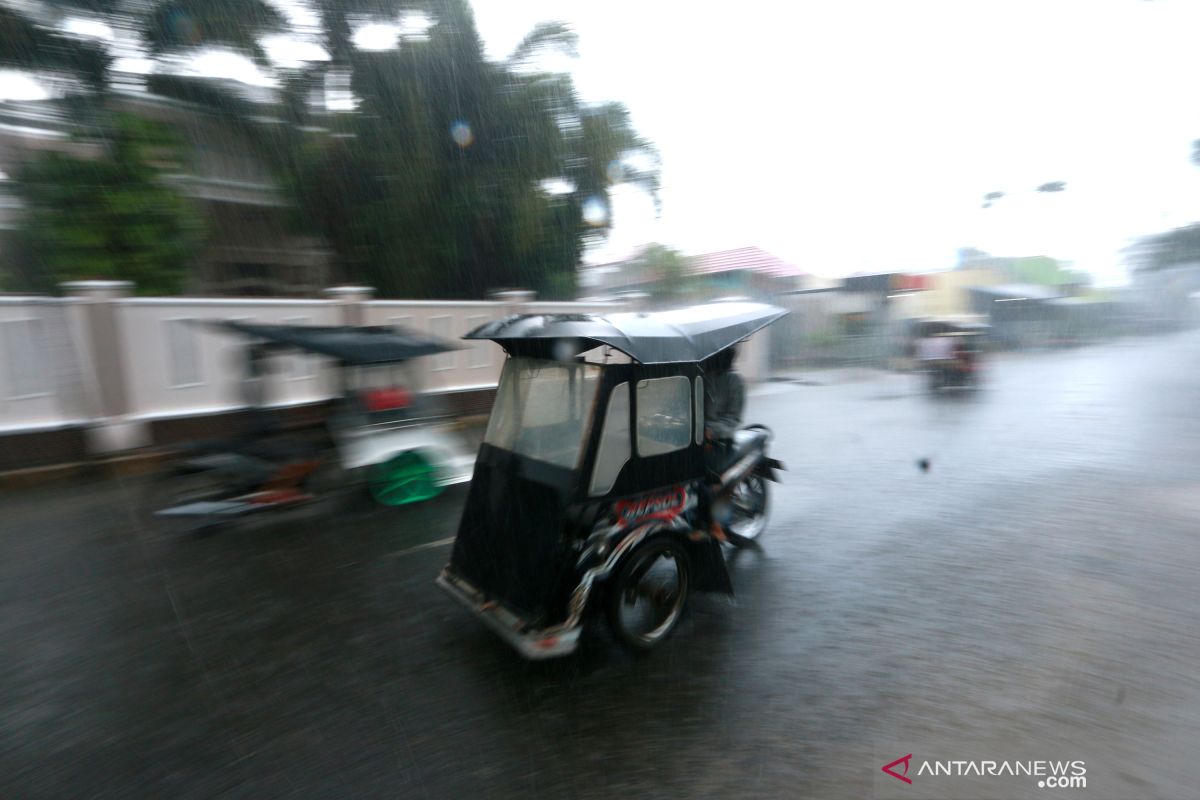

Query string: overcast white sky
475 0 1200 284
5 0 1200 284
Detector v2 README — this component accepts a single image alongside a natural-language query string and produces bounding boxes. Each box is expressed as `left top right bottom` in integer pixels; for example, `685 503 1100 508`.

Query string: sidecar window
636 376 692 457
484 358 601 468
589 382 630 496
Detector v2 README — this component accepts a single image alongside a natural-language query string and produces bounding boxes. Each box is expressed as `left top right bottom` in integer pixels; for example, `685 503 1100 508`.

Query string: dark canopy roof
210 321 459 365
465 302 787 364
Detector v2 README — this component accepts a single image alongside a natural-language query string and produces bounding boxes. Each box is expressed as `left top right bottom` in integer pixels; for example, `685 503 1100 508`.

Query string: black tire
607 536 690 653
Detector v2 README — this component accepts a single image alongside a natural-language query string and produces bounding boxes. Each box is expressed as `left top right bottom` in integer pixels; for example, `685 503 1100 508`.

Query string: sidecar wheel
607 537 690 653
368 450 442 506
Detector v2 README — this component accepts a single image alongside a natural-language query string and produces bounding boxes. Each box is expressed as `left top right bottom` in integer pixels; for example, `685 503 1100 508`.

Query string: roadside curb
0 450 172 490
449 414 489 431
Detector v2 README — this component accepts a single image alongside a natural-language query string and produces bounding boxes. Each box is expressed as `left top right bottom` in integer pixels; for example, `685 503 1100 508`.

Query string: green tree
13 113 205 295
0 1 284 97
626 243 688 301
6 0 657 300
141 0 289 110
1008 255 1088 287
292 0 659 298
3 0 292 292
1128 224 1200 273
0 1 113 93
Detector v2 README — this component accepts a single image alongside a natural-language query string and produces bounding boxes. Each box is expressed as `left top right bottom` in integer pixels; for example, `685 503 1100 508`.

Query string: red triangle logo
882 754 913 784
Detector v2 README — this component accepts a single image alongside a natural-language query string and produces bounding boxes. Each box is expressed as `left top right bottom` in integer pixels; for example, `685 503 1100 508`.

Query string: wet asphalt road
3 333 1200 799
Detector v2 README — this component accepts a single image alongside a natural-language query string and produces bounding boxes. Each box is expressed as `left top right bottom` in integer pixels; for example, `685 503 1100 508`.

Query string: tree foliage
1127 223 1200 273
4 0 658 299
981 191 1005 208
143 0 286 64
624 244 688 301
290 0 659 298
0 2 111 92
13 113 206 295
0 1 283 94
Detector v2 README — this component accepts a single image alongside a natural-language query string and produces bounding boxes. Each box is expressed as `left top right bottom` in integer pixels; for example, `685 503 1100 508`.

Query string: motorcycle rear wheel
607 537 691 653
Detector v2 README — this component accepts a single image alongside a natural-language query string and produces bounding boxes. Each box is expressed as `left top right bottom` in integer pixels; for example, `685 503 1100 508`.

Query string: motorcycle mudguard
687 538 734 595
756 457 785 482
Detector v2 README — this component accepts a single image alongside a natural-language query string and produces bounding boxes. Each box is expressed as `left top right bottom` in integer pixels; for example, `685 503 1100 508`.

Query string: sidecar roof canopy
210 320 460 365
465 301 787 364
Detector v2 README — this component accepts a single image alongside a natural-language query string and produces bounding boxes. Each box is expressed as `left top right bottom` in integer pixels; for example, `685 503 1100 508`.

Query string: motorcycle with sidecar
438 302 787 657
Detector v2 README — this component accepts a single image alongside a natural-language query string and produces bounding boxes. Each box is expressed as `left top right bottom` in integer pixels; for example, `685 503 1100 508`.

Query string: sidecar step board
155 500 257 516
437 569 581 659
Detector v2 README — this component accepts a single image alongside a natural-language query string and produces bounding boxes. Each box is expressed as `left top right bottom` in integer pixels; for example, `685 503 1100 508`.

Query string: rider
705 346 745 460
702 346 745 540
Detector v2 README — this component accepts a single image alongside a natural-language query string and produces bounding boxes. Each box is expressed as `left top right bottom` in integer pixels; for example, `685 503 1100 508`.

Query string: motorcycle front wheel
726 473 770 543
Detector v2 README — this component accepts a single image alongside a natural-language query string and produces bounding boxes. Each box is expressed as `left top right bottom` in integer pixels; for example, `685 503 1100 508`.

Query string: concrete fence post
321 285 376 326
60 280 148 454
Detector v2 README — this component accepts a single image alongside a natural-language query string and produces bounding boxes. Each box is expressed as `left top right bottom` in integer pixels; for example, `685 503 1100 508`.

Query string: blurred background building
0 88 331 297
579 245 811 303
